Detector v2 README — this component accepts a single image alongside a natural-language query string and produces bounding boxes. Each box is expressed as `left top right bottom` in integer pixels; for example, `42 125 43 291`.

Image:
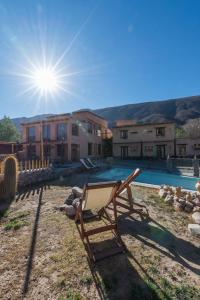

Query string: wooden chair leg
127 185 134 210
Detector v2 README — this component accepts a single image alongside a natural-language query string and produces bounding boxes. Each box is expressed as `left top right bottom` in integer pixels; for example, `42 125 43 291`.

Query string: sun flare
32 67 59 93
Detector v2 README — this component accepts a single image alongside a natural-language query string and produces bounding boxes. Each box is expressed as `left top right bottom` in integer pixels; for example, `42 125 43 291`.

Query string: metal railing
170 158 194 168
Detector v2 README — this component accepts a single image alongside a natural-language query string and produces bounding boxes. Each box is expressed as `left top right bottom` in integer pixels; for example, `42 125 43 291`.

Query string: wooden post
40 120 44 166
25 161 27 171
127 186 133 210
28 160 31 170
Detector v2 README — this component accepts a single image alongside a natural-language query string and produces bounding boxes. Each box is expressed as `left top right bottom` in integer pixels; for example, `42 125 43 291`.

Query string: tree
175 127 187 138
183 118 200 138
0 116 21 142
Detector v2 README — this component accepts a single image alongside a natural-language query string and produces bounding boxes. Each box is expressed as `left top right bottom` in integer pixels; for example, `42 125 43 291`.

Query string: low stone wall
18 166 84 187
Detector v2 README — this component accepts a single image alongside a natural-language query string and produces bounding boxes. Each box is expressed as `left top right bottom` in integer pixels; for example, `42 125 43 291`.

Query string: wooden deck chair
75 181 125 262
112 168 149 216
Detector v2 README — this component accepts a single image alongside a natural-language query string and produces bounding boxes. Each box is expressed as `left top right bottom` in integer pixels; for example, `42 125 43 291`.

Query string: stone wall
17 166 83 187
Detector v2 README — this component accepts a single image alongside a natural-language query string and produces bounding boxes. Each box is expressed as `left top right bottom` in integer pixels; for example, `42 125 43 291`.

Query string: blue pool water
91 167 200 190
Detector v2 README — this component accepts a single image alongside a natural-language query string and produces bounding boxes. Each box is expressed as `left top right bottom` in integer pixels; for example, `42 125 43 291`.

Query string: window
144 146 153 152
27 145 36 159
156 127 165 137
57 123 67 141
120 130 128 139
194 144 200 150
98 144 101 155
87 122 93 134
94 143 97 155
88 143 93 155
57 144 65 157
129 145 138 153
27 127 36 142
178 145 186 156
43 124 51 141
95 125 101 136
44 145 51 157
72 124 79 136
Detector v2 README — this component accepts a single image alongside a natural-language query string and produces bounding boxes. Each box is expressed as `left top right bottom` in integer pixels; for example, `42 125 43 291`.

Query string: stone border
131 181 196 193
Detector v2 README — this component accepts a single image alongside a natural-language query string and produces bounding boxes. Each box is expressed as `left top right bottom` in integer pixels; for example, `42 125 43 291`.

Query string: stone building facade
21 111 110 162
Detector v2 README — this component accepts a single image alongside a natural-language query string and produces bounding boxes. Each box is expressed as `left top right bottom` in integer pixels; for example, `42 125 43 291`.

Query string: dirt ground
0 183 200 300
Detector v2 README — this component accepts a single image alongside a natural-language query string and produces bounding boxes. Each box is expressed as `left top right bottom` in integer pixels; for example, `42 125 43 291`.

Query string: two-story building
21 110 110 162
112 120 176 159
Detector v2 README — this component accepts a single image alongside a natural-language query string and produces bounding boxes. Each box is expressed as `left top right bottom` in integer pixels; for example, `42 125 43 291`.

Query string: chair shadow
20 184 50 295
86 239 169 300
76 220 167 300
119 214 200 275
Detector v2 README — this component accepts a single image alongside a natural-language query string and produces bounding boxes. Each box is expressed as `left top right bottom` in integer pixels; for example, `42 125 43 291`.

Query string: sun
32 67 59 93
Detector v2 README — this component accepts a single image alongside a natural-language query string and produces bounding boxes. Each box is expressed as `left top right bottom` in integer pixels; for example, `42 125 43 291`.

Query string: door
71 144 80 161
121 146 128 159
156 145 166 159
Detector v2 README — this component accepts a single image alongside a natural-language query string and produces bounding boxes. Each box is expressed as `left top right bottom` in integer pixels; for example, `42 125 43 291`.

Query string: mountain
94 95 200 126
12 114 54 131
11 95 200 130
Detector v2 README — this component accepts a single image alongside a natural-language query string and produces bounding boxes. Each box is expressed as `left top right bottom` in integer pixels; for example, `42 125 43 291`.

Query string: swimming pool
90 167 200 190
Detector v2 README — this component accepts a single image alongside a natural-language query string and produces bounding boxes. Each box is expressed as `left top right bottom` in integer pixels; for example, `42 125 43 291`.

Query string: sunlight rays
0 2 105 116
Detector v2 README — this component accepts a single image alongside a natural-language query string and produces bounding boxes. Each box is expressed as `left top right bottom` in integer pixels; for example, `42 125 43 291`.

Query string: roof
0 141 18 145
72 109 107 121
21 110 107 126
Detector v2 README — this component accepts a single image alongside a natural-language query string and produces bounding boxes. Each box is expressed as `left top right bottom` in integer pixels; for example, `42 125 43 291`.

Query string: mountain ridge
10 95 200 129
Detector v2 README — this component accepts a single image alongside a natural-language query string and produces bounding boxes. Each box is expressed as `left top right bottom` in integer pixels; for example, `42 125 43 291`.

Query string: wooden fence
0 159 50 174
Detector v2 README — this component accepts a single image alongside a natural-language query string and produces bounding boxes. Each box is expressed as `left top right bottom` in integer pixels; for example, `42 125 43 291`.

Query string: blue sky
0 0 200 118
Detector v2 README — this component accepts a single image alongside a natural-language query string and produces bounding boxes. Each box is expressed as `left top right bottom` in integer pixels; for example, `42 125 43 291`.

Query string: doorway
121 146 128 159
71 144 80 161
156 145 166 159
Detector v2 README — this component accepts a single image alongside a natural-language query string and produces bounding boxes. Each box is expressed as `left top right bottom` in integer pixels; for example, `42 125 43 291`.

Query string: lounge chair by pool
80 158 95 170
114 168 149 216
75 180 125 262
86 158 97 168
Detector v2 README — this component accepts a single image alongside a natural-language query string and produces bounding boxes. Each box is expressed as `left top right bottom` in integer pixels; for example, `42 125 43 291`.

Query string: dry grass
0 184 200 300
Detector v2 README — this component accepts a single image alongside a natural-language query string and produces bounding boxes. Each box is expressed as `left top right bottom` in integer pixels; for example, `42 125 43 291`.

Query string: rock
186 193 192 202
174 201 184 211
173 196 179 202
192 198 200 206
192 193 197 199
195 181 200 192
193 206 200 213
188 224 200 237
59 204 68 211
175 186 182 197
163 185 169 191
65 193 75 205
178 198 186 206
72 198 80 208
192 212 200 224
184 201 194 213
164 195 174 205
65 205 76 217
159 189 167 198
72 186 83 198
